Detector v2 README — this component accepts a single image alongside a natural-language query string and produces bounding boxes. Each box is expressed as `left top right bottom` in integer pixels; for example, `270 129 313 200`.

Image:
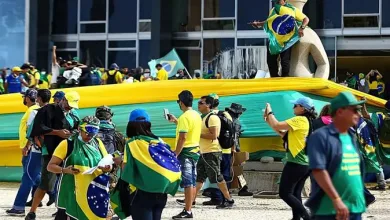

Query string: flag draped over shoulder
122 135 181 196
264 3 301 55
57 139 110 220
372 113 390 165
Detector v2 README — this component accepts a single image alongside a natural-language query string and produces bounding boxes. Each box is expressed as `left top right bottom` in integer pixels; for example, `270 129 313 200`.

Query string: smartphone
71 166 79 172
163 108 171 120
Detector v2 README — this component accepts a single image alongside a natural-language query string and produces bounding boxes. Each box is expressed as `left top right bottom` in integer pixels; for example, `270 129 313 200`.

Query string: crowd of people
342 70 388 99
5 87 255 220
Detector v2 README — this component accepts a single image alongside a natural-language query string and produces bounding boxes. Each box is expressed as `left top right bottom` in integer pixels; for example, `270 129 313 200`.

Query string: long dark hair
126 121 158 139
302 107 318 136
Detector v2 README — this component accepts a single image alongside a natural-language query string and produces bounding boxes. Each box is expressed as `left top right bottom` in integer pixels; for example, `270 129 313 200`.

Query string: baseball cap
129 109 150 122
20 64 30 70
330 91 365 113
22 89 38 100
53 91 65 99
290 97 314 110
110 63 119 70
12 67 21 72
209 93 219 99
64 91 80 109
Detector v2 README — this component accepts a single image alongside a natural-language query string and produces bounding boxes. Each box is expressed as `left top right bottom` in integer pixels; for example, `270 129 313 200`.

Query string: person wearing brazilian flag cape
48 116 112 220
110 109 181 220
249 0 310 78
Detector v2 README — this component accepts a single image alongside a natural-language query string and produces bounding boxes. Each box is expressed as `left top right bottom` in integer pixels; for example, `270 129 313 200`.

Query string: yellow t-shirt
19 104 40 148
285 116 309 165
270 4 306 22
102 70 123 83
369 80 378 90
175 109 202 149
39 75 52 89
53 138 107 160
28 70 41 87
156 69 168 81
200 112 221 154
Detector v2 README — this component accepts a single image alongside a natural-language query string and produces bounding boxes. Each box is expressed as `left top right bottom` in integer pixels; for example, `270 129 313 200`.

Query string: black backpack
379 117 390 145
97 128 126 154
205 111 235 149
106 71 117 84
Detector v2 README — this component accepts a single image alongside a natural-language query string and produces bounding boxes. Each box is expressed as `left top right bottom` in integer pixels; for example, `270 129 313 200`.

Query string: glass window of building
108 0 137 33
238 39 266 47
344 0 379 14
108 41 136 48
52 0 78 34
203 38 234 78
316 0 341 29
172 0 201 32
237 0 269 30
203 0 235 18
108 51 136 69
203 20 235 30
343 16 379 28
140 0 152 19
80 41 106 67
176 50 201 76
383 0 390 27
53 42 77 49
320 37 336 81
139 40 151 68
139 21 152 32
80 24 106 33
80 0 107 21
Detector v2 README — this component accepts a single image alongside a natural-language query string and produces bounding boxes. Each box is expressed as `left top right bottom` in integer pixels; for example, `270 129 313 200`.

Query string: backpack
97 128 126 154
205 111 235 149
378 117 390 144
90 70 101 85
106 71 118 84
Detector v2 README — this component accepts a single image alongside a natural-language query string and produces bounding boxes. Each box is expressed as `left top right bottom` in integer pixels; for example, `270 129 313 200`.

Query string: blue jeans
178 157 197 188
208 153 232 202
131 190 167 220
13 150 42 210
314 213 362 220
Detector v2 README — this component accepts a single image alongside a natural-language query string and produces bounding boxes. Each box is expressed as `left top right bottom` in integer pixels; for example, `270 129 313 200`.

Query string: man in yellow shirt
27 63 41 89
6 89 40 216
102 63 123 84
155 64 168 81
193 95 235 209
170 90 202 219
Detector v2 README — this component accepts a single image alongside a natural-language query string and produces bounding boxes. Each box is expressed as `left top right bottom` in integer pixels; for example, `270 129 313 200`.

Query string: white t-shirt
51 63 60 84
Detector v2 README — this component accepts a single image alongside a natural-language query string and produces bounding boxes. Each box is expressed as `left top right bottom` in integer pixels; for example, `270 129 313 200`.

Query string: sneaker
216 199 234 209
25 212 36 220
202 199 221 206
6 209 25 216
47 194 56 206
176 199 196 207
25 200 43 207
366 198 376 207
172 209 193 219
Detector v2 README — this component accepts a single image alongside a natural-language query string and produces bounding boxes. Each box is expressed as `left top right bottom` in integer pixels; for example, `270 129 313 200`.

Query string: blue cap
129 109 150 122
110 63 119 70
22 89 38 99
290 97 314 110
53 91 65 99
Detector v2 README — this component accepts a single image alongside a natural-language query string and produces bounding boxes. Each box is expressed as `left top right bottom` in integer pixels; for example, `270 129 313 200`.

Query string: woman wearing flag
47 116 112 220
113 109 181 220
250 0 309 78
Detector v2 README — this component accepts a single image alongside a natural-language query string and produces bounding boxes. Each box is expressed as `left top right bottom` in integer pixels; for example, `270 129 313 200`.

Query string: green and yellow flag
264 3 302 55
122 135 181 196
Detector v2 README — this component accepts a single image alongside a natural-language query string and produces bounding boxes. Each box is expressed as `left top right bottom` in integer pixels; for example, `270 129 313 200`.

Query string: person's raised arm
52 46 57 65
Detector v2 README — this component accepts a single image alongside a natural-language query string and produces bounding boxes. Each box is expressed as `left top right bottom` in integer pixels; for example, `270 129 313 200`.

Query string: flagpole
183 67 193 79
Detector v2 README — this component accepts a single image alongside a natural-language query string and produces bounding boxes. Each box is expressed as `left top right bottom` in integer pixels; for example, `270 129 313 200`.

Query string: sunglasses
293 104 302 109
198 101 206 105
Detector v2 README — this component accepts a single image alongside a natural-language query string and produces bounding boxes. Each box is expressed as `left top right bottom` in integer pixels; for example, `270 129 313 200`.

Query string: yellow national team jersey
285 116 309 158
19 104 40 148
200 112 222 154
156 69 168 81
175 109 202 148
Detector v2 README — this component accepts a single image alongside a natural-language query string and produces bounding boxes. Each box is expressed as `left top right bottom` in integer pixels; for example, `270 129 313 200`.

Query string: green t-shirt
316 133 366 215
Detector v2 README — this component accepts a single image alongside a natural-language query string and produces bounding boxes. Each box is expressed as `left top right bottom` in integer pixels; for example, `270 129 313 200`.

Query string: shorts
196 152 223 184
178 157 197 188
39 155 57 191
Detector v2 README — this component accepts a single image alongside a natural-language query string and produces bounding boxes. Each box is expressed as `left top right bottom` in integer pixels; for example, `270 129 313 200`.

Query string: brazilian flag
264 3 302 55
372 113 390 165
121 135 181 195
356 118 381 173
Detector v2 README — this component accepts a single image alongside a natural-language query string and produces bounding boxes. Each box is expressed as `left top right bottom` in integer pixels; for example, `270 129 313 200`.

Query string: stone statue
288 0 330 79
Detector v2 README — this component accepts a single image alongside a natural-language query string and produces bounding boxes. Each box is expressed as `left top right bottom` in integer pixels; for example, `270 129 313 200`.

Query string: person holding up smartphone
169 90 202 219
